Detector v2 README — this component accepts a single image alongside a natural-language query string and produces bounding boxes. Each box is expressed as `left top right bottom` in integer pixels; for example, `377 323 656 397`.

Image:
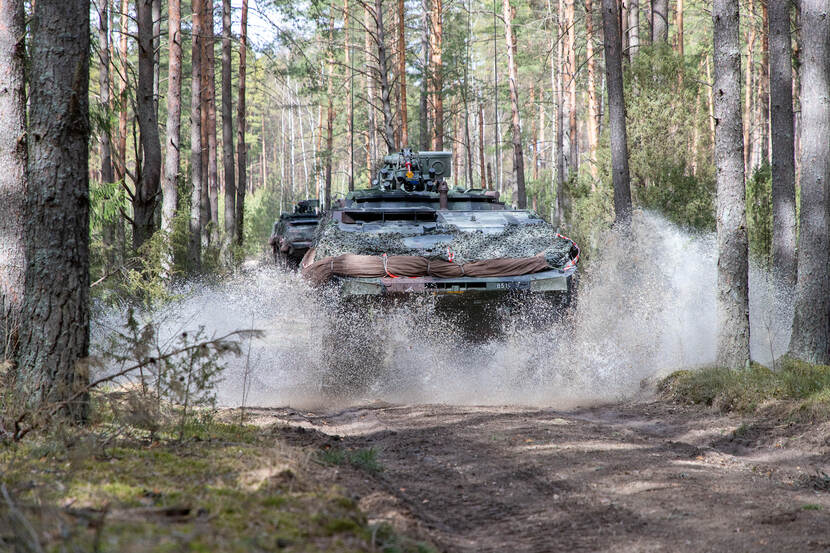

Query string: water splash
92 212 793 407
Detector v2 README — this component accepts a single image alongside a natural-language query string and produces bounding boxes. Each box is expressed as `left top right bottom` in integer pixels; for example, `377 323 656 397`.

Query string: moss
660 360 830 417
0 419 417 553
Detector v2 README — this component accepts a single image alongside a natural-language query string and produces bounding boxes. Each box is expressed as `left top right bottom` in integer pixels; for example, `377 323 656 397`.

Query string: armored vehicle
302 150 579 394
269 199 320 266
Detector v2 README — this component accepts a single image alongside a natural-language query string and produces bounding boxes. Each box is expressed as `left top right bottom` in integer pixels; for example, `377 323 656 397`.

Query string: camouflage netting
302 219 579 285
311 219 575 267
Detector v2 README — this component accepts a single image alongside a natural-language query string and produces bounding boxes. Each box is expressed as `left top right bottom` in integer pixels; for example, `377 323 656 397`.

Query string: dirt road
254 401 830 552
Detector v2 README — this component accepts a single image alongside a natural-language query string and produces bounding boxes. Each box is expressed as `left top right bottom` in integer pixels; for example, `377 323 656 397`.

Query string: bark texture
222 0 235 237
502 0 526 208
20 0 91 418
204 0 218 242
628 0 640 59
768 0 797 289
162 0 182 234
788 0 830 364
0 0 27 360
375 0 395 152
189 0 203 266
235 0 248 245
397 0 408 147
651 0 668 42
585 0 599 180
419 0 430 151
712 0 749 368
134 0 162 250
601 0 632 225
429 0 443 150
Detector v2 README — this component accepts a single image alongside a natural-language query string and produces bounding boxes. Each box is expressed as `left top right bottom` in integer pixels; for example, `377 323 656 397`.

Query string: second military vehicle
269 199 320 266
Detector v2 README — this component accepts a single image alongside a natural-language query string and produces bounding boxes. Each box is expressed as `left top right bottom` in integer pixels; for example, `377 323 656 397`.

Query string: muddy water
92 212 793 408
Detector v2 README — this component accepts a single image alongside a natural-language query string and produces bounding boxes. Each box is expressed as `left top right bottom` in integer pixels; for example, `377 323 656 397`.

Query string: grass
659 357 830 417
0 416 422 552
316 446 384 474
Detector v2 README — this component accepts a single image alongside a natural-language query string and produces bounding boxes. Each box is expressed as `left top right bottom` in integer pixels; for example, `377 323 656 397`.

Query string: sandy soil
249 401 830 552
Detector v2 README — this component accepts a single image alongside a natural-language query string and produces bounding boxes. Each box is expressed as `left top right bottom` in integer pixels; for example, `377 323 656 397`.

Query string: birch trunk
712 0 749 369
788 0 830 364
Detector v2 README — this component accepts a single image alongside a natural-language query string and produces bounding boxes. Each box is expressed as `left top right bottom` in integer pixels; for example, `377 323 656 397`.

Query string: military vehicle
302 149 579 394
269 199 320 266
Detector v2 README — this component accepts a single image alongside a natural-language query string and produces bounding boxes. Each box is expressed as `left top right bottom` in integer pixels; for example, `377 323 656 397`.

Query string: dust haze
93 212 792 408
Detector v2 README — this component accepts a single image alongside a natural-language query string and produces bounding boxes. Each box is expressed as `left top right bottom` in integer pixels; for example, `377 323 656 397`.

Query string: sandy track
253 401 830 552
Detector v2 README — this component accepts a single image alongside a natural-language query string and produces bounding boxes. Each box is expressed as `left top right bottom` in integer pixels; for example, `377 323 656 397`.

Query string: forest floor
4 397 830 552
252 399 830 552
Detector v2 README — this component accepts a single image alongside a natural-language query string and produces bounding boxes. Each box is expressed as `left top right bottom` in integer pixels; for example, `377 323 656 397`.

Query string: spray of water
92 212 793 407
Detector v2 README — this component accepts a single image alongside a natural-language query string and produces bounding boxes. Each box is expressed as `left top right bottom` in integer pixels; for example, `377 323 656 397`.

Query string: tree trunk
768 0 797 289
531 84 538 180
221 0 235 237
586 0 599 180
788 0 830 364
365 8 378 163
116 0 129 186
556 0 566 225
20 0 91 419
628 0 639 60
152 0 160 118
0 0 27 362
419 0 430 150
325 12 334 208
97 0 117 271
376 0 395 152
162 0 182 235
566 0 577 176
503 0 526 208
758 0 769 163
650 0 668 43
743 0 756 174
601 0 632 225
675 0 683 56
189 0 203 266
235 0 248 245
478 99 487 188
430 0 443 149
345 0 354 190
134 0 162 250
712 0 749 369
204 0 219 242
397 0 408 147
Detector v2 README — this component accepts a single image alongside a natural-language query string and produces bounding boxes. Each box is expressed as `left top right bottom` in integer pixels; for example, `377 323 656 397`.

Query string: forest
2 0 830 550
